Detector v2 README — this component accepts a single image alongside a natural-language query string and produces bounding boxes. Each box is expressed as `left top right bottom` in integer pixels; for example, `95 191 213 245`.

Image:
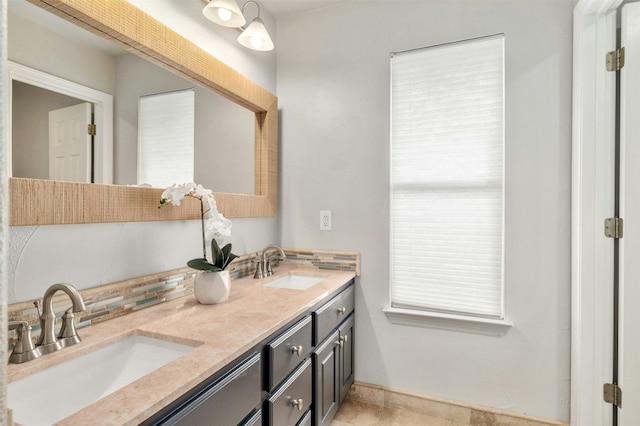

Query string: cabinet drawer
313 284 354 345
241 409 262 426
267 315 313 391
296 410 312 426
265 358 312 426
164 352 261 426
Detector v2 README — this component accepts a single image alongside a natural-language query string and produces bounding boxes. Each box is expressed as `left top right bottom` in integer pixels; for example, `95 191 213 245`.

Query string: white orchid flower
202 194 219 218
193 184 212 198
161 183 192 206
204 214 232 243
159 183 236 271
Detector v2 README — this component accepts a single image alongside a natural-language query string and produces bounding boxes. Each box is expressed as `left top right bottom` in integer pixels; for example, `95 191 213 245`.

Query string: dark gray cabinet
267 315 313 391
312 330 340 425
242 409 262 426
338 314 354 404
151 352 262 426
312 286 355 426
297 410 312 426
145 280 355 426
312 285 355 345
264 314 314 426
265 358 313 425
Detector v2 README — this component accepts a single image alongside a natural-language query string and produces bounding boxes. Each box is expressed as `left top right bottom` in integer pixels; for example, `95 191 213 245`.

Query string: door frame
572 0 622 424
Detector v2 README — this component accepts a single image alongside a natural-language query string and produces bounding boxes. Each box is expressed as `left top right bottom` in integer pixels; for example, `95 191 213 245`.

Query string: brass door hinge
87 123 97 136
605 217 623 239
604 383 622 407
606 47 625 72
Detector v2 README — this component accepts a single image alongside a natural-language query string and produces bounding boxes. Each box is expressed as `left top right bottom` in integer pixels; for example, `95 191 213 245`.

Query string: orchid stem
200 198 207 261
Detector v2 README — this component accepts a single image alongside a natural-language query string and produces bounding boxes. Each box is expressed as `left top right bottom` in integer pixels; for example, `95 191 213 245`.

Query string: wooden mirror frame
10 0 277 225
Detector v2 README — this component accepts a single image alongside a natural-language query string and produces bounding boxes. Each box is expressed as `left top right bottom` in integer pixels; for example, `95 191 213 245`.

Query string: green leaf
221 244 239 269
203 241 239 270
211 239 225 268
187 258 222 272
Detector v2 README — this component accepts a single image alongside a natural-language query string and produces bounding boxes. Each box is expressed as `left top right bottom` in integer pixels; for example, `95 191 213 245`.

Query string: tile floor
330 398 471 426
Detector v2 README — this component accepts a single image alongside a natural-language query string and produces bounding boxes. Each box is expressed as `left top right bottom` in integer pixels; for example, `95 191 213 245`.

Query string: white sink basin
8 334 194 426
264 273 326 290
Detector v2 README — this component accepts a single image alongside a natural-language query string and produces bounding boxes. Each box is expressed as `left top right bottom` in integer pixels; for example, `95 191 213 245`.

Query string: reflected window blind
138 88 195 187
390 35 505 318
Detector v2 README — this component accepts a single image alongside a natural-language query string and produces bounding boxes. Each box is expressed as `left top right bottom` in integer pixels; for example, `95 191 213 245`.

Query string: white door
48 102 92 182
619 3 640 425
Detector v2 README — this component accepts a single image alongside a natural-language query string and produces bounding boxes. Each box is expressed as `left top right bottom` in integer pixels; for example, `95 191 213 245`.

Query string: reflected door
48 102 92 182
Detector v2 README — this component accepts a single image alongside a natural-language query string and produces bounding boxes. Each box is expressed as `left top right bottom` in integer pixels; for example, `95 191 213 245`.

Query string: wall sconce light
202 0 274 51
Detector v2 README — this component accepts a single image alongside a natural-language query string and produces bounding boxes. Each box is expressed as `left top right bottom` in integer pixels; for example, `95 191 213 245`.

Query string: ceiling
257 0 345 18
9 0 346 57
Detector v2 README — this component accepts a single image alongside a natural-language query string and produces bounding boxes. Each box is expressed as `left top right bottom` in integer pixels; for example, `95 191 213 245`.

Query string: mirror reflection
138 89 196 188
12 81 93 182
8 0 256 194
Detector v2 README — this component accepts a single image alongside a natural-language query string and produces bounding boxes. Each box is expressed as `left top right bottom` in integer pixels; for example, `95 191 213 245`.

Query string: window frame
384 34 512 336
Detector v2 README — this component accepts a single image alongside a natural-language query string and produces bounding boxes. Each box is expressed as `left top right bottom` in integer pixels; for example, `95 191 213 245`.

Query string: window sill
383 307 513 336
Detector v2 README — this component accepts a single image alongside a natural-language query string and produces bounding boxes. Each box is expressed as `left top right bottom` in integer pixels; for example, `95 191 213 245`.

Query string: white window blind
390 35 505 319
138 88 195 187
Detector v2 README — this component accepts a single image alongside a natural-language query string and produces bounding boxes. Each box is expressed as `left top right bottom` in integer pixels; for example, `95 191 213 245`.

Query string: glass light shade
237 18 274 51
202 0 246 27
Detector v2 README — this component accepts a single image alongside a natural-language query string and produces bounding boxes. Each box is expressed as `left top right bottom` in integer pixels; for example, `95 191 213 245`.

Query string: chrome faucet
35 283 86 355
254 245 286 278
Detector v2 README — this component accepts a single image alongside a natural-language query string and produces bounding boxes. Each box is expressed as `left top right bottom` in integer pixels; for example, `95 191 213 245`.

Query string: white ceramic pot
193 270 230 304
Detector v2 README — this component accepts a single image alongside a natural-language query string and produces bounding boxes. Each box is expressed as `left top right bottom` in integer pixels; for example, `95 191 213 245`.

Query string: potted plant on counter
159 183 238 304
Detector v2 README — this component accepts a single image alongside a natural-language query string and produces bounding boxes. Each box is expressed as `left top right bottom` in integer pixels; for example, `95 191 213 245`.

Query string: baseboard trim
347 382 569 426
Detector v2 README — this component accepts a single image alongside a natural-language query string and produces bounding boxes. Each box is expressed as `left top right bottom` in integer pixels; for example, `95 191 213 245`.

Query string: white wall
8 2 278 303
277 1 572 421
7 10 115 94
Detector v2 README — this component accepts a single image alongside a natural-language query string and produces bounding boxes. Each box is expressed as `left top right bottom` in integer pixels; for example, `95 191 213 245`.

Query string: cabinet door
338 314 355 403
313 330 340 426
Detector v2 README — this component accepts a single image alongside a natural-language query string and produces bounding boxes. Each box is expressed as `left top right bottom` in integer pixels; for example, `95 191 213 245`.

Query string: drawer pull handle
291 345 304 356
335 336 348 348
291 398 304 411
337 307 346 315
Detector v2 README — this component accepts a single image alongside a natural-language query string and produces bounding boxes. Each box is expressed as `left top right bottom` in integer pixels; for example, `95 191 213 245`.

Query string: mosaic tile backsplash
7 249 359 352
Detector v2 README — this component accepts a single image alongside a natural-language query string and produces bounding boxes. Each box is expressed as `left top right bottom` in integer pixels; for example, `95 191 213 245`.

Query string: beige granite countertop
7 264 356 425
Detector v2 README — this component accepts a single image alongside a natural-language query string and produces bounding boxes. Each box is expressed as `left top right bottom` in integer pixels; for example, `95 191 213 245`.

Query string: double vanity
6 2 355 425
7 264 356 425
